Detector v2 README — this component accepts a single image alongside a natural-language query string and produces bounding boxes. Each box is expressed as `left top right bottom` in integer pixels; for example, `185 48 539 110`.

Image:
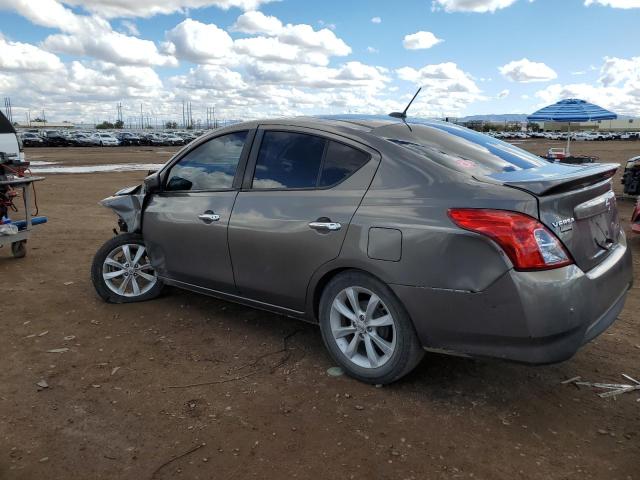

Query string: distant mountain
458 114 528 123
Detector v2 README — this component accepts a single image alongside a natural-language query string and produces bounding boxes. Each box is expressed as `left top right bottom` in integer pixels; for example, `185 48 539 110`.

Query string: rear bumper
391 233 633 364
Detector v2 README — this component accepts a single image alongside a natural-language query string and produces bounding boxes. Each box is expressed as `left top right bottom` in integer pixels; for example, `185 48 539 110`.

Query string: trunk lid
487 163 620 272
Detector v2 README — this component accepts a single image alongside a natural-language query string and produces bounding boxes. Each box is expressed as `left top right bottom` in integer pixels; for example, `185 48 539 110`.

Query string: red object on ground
547 148 566 161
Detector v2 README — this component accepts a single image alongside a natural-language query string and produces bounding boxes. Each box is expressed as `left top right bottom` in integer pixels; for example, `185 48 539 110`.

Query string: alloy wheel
102 243 157 297
330 286 397 368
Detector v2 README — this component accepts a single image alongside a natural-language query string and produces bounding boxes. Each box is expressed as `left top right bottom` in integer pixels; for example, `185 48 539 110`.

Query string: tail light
448 209 573 271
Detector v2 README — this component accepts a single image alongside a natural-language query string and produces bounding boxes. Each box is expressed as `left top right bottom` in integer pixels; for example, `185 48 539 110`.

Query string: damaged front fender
99 184 146 233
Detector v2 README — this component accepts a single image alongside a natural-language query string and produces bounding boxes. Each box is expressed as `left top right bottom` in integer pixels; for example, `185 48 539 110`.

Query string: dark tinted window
166 131 247 191
253 131 326 189
319 141 369 187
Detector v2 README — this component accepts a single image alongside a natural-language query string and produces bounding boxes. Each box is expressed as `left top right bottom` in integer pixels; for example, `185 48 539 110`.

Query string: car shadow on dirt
159 286 564 409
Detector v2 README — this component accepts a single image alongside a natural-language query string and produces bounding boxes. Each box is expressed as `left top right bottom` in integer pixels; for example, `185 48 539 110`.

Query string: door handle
308 221 342 231
198 212 220 223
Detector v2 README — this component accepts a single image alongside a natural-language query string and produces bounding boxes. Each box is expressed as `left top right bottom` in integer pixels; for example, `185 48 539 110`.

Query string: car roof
225 114 458 140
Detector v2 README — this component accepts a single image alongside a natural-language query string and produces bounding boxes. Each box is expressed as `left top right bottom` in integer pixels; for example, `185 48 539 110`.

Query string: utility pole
116 102 123 125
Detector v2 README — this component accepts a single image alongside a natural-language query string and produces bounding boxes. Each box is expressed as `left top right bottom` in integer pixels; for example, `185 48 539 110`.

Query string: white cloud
169 65 246 91
60 0 275 18
396 62 483 115
277 24 351 57
317 20 336 30
497 89 510 98
499 58 557 82
234 36 308 63
584 0 640 8
0 0 78 29
534 56 640 116
432 0 518 12
0 60 164 120
164 19 234 64
397 62 480 93
599 56 640 86
0 2 494 122
403 31 443 50
44 24 176 67
367 46 379 53
166 16 350 67
121 20 140 36
0 36 63 71
232 10 283 35
243 61 389 89
371 16 382 23
0 0 176 66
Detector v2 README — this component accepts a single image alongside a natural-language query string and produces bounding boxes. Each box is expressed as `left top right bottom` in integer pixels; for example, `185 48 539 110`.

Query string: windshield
377 121 548 177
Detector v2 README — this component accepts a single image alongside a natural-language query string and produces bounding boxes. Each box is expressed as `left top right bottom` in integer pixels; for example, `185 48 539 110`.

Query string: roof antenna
389 87 421 119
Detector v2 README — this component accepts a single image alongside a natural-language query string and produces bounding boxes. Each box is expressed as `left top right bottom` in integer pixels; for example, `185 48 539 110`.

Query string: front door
143 130 252 292
228 127 379 311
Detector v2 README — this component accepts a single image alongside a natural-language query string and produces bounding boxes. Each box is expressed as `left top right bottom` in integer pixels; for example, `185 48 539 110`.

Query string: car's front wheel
91 233 163 303
319 271 424 384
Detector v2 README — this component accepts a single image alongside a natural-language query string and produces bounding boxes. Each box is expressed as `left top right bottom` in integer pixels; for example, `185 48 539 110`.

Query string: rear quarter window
319 141 370 187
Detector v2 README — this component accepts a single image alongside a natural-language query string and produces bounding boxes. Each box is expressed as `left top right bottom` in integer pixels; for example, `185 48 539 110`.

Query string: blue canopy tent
527 98 617 156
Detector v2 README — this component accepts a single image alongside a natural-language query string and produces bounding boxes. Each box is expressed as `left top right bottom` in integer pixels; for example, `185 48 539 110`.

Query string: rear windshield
378 121 547 176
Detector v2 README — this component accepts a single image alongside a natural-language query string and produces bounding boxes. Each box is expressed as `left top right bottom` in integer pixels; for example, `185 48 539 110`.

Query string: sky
0 0 639 125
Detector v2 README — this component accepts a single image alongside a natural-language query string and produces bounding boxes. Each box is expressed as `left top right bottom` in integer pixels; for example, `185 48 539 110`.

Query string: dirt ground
1 141 639 480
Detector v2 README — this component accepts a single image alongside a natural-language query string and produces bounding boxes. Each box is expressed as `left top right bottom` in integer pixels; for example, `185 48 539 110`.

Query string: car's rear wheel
319 271 424 384
91 233 163 303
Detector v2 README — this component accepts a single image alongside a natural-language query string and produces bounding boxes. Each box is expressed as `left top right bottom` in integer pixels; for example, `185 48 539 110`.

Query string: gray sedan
91 116 633 384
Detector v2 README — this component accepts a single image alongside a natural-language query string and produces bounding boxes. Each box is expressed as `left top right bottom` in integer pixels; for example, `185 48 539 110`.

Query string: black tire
91 233 163 304
319 270 424 385
11 240 27 258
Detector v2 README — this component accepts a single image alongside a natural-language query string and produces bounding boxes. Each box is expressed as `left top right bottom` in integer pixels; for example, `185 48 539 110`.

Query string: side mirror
144 172 162 193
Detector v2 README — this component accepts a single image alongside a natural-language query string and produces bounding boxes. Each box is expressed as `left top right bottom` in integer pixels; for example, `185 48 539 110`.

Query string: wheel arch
306 264 395 323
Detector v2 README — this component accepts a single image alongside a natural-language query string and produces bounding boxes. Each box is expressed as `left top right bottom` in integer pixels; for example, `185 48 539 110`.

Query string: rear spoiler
485 163 618 196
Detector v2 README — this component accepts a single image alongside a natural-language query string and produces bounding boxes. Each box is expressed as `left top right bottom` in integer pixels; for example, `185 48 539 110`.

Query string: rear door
143 129 254 292
228 126 380 311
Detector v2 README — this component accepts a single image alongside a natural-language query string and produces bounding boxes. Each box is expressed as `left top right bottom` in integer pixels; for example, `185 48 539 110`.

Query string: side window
165 131 248 191
253 131 326 189
319 141 370 187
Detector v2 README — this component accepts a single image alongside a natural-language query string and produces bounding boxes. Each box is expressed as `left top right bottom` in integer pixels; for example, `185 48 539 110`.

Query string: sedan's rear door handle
198 211 220 223
308 221 342 231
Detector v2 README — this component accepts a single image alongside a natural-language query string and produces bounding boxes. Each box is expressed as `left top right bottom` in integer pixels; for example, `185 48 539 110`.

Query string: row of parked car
18 130 206 147
489 131 640 141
